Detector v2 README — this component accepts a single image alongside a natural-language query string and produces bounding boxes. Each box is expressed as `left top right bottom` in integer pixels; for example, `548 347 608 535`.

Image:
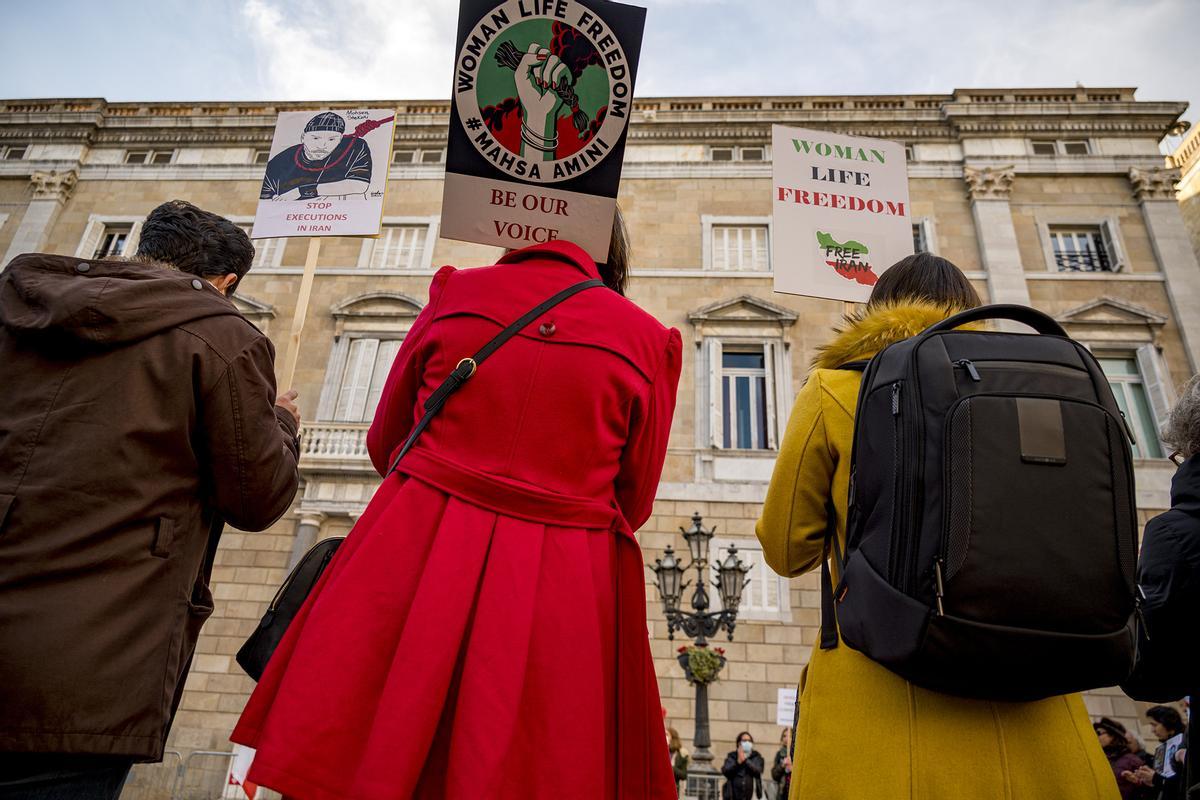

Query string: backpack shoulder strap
818 360 865 649
387 278 605 475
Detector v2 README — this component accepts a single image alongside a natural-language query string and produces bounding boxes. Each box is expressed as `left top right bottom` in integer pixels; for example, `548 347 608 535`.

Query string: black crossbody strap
387 278 605 475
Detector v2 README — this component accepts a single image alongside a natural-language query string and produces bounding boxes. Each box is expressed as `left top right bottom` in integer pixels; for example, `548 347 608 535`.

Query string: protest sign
251 109 395 239
772 125 913 303
776 687 798 727
250 109 396 387
442 0 645 260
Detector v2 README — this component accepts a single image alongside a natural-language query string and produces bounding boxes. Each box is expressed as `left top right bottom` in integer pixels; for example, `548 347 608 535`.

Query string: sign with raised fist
442 0 645 259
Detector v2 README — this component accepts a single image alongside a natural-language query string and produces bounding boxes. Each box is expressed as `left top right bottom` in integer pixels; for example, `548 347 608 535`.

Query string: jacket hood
0 253 244 346
813 300 975 370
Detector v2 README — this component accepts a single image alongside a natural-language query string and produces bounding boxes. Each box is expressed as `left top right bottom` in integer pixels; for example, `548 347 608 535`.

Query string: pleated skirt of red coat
231 473 675 800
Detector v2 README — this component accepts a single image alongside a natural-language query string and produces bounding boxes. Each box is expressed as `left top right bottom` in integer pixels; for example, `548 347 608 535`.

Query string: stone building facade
1172 121 1200 264
1 88 1196 790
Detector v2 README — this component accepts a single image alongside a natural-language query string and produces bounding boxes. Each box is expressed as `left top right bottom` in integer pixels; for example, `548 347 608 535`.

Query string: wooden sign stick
279 237 321 390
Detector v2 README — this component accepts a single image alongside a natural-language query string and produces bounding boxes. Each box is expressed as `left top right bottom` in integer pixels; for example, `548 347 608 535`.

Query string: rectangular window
392 149 417 164
368 225 429 270
721 349 769 450
711 225 769 271
1099 356 1163 459
710 147 735 162
715 539 787 617
237 225 286 268
1062 140 1090 155
125 149 173 165
1049 226 1113 272
1031 141 1058 156
254 149 271 165
904 145 915 161
740 147 765 162
913 222 929 253
4 146 27 160
420 149 445 164
94 225 132 259
334 338 403 422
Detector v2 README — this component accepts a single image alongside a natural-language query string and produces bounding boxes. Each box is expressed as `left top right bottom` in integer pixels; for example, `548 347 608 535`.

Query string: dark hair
868 252 981 310
735 731 754 745
135 200 255 295
668 727 682 753
1146 705 1185 735
598 205 629 296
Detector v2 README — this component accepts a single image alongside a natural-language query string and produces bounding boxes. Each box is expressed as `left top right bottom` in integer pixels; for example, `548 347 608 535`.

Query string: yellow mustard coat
756 301 1118 800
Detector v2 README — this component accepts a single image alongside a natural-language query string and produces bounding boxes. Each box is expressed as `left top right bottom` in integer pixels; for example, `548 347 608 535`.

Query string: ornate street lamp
648 512 750 789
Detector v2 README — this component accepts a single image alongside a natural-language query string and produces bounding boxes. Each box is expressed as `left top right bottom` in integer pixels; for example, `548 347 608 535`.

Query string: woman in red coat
231 229 683 800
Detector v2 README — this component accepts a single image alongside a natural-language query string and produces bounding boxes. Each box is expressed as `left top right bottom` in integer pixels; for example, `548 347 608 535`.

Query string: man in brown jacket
0 201 301 798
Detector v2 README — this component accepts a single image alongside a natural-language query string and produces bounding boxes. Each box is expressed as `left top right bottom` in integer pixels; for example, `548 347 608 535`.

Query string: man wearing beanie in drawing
260 111 373 201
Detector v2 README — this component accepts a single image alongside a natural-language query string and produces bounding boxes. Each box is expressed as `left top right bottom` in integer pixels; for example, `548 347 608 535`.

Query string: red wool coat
232 241 682 800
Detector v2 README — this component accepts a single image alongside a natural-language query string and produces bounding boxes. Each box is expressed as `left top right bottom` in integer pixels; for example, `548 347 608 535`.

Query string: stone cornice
0 91 1185 149
29 169 77 202
1128 167 1181 202
964 165 1015 200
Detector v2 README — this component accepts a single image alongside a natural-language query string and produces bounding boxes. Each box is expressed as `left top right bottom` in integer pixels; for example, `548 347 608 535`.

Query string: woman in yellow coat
756 254 1118 800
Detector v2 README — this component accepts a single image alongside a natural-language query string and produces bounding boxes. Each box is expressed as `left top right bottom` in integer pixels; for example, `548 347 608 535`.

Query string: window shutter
316 338 350 420
706 338 724 448
124 220 143 256
1101 221 1124 272
365 339 403 420
357 238 376 269
335 339 379 421
763 342 779 449
1136 344 1173 440
75 217 104 258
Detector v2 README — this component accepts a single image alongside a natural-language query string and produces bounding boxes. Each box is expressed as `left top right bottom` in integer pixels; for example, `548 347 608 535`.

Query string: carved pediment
1055 297 1167 327
331 292 424 337
688 295 799 326
231 293 275 320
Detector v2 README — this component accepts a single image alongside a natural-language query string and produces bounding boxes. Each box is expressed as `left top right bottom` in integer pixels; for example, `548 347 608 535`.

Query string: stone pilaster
3 169 78 266
1130 167 1200 370
964 165 1032 310
286 510 326 570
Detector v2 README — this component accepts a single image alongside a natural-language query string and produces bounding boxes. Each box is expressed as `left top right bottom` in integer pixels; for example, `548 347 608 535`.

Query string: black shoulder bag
236 278 604 680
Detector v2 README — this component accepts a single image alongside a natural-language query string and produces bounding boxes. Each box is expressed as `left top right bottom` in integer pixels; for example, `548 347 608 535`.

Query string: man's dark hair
868 252 982 310
1146 705 1185 735
135 200 255 295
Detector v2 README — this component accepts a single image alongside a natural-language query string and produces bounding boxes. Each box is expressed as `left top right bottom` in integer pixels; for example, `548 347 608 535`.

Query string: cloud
241 0 459 99
240 0 1196 125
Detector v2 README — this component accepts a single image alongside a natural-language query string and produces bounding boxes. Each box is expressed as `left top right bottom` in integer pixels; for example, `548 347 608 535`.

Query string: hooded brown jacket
0 253 300 760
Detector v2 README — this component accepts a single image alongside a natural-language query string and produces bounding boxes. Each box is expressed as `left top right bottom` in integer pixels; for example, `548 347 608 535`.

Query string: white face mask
741 740 753 754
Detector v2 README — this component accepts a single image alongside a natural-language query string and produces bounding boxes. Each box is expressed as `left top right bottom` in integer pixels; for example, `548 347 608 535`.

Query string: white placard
772 125 913 302
252 109 396 239
776 686 798 728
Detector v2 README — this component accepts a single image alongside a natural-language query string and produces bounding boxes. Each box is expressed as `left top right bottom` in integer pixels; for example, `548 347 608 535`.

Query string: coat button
75 262 90 273
191 279 203 290
539 322 556 337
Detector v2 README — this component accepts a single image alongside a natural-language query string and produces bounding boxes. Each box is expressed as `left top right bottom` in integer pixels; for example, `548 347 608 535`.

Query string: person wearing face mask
722 732 764 800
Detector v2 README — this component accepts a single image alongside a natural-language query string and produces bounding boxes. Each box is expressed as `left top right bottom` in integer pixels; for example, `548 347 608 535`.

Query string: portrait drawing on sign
260 112 374 201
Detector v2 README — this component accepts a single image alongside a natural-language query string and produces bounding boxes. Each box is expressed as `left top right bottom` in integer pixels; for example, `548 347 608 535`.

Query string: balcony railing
1055 250 1113 272
301 422 370 461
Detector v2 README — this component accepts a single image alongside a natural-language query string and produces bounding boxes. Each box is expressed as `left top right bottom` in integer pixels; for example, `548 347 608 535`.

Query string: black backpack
822 304 1140 701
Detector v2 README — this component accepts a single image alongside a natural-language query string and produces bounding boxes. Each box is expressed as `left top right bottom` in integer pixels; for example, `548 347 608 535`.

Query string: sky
0 0 1196 129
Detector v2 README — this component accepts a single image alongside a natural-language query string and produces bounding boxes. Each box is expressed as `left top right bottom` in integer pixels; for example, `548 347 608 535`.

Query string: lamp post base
683 770 722 800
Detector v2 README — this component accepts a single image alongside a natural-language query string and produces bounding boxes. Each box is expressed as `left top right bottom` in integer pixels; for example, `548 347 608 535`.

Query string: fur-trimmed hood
812 300 973 370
